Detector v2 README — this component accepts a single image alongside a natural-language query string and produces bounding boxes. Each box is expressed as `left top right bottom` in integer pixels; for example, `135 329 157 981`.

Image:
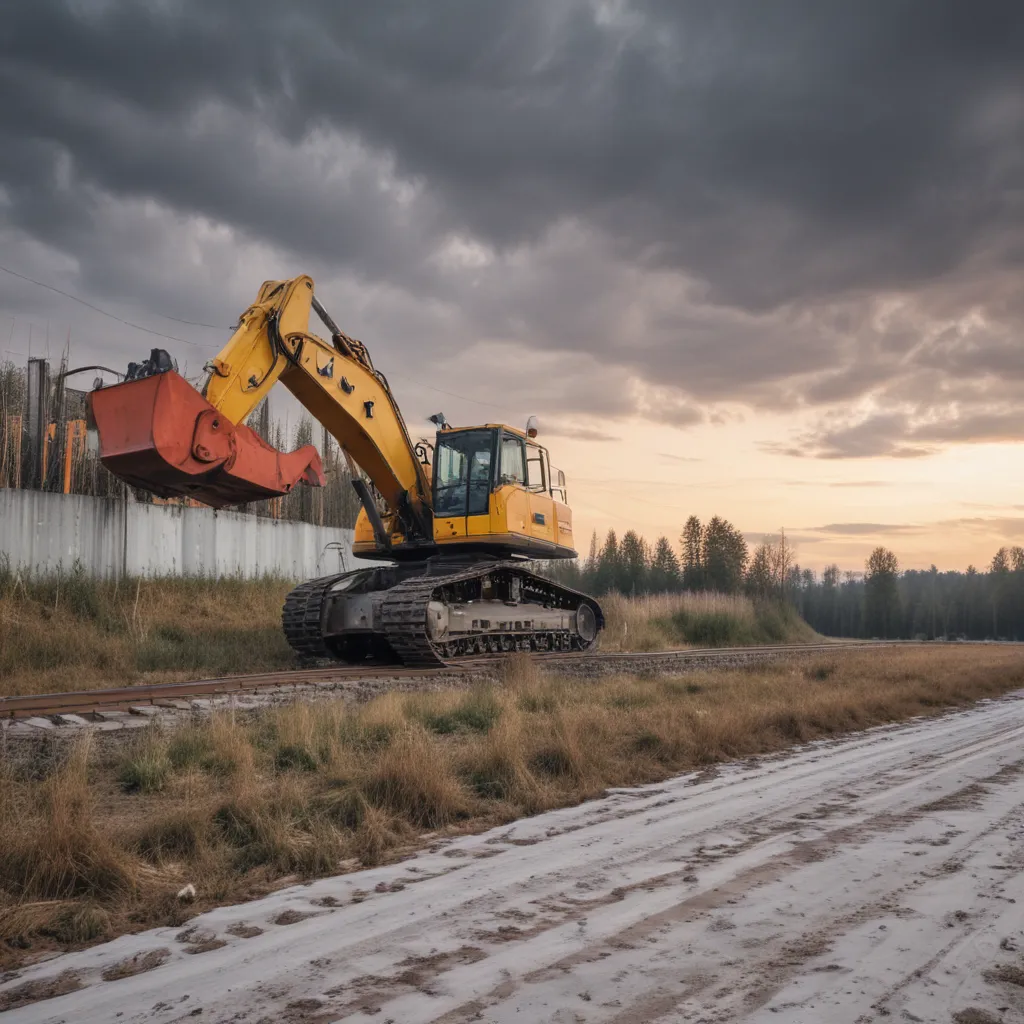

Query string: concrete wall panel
0 488 360 580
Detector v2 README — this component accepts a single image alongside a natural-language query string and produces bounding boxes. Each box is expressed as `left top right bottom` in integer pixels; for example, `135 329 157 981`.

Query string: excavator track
381 561 602 667
282 561 604 668
380 574 447 666
282 571 350 659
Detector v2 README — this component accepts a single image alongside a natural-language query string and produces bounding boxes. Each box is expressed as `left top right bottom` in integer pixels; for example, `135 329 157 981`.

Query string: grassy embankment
0 565 816 696
2 645 1023 967
597 591 818 651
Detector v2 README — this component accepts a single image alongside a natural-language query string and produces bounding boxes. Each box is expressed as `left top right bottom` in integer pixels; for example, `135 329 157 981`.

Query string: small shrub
275 744 318 772
134 809 207 862
196 717 253 776
516 689 558 714
671 609 741 647
213 800 261 849
47 902 112 944
422 688 502 735
351 805 406 866
167 730 212 770
606 684 656 710
530 746 575 778
313 786 367 830
0 901 111 948
457 711 543 809
1 744 139 903
118 752 170 794
361 728 470 828
631 731 665 755
805 661 837 681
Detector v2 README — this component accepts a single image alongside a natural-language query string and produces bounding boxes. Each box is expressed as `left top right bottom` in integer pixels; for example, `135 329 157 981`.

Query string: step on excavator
88 275 603 665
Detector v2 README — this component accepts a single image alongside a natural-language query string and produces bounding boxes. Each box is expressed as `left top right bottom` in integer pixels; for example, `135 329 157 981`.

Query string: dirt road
6 694 1024 1023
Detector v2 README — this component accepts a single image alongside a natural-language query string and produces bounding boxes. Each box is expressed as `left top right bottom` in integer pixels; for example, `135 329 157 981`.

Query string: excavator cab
351 424 576 561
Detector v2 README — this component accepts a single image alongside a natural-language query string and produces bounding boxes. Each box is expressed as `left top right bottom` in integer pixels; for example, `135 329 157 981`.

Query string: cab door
495 432 530 539
525 442 557 546
432 428 495 543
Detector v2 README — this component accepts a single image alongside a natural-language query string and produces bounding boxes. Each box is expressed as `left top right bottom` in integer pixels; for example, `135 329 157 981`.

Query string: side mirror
557 469 566 487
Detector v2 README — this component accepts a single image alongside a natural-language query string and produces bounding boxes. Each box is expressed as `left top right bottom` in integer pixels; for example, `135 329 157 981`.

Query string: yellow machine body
351 424 576 560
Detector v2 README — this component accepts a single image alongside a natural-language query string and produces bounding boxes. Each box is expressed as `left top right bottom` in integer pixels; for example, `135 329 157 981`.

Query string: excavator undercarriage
283 560 602 666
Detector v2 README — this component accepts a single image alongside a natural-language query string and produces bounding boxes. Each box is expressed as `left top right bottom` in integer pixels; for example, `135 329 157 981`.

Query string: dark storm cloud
780 399 1024 459
2 1 1023 442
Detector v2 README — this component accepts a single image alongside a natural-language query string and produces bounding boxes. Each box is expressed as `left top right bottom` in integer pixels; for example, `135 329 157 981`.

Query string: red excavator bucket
87 371 324 508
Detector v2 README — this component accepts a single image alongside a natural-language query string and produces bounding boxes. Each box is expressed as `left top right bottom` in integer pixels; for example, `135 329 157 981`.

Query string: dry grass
601 591 819 651
0 569 818 697
2 644 1023 967
0 567 295 696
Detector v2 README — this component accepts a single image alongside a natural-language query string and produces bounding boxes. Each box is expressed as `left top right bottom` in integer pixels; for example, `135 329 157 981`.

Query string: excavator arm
88 275 433 547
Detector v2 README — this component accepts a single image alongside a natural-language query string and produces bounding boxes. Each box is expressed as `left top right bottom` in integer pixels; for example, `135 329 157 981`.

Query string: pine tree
745 543 773 597
594 530 620 594
990 547 1011 637
649 536 681 592
681 515 703 590
619 530 649 595
702 516 748 593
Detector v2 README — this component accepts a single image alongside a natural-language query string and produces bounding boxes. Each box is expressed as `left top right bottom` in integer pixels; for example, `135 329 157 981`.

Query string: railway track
0 640 942 730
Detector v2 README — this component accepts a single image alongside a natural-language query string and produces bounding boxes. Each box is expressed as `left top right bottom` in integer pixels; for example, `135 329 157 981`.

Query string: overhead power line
0 263 525 418
387 371 513 414
0 263 221 347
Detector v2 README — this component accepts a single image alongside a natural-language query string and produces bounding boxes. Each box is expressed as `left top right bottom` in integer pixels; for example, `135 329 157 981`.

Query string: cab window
433 429 494 516
500 434 526 485
526 442 547 493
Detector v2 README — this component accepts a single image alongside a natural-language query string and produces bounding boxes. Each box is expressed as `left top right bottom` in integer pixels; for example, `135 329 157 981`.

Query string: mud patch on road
228 922 264 938
328 945 487 1016
953 1009 1002 1024
101 948 170 981
920 783 990 813
176 925 228 954
0 970 81 1012
273 909 314 926
983 962 1024 987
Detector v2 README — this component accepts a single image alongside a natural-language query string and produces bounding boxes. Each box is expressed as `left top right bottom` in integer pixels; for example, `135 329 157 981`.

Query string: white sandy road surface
6 696 1024 1024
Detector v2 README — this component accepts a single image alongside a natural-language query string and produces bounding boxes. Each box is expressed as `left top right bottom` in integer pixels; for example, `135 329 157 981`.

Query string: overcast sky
3 1 1024 570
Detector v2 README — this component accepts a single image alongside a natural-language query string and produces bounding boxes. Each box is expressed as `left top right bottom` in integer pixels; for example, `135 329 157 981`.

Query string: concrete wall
0 488 359 580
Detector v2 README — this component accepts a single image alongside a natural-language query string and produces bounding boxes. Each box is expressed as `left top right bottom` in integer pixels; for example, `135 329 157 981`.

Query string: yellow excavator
88 275 603 665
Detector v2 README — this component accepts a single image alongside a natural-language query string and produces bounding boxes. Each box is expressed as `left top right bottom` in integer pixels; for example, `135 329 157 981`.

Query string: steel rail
0 639 954 722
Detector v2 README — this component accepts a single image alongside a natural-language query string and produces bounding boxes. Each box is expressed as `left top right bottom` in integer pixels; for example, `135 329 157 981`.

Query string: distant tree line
547 515 773 599
545 516 1024 641
797 546 1024 641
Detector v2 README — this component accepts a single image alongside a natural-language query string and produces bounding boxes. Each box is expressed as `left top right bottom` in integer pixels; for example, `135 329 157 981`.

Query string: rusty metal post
25 357 50 489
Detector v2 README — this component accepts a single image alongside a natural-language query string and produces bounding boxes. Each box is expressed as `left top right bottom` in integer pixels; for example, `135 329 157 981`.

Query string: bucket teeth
87 370 324 508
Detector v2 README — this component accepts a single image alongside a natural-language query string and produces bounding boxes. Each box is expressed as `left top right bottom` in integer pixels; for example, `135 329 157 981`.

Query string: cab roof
441 423 531 439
